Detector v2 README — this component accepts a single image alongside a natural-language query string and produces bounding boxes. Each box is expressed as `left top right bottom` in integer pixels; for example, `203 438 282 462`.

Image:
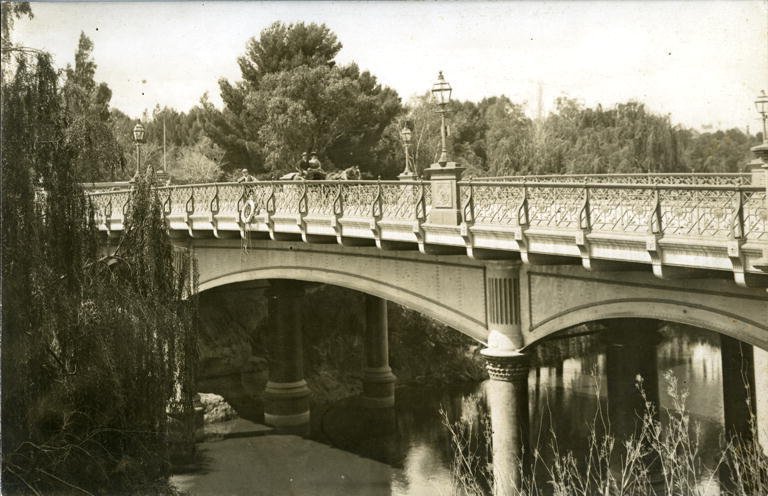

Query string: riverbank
171 418 400 496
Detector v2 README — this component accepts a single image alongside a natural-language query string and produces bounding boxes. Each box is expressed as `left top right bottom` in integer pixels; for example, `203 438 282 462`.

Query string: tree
2 29 197 494
205 22 401 177
62 32 125 181
170 136 226 183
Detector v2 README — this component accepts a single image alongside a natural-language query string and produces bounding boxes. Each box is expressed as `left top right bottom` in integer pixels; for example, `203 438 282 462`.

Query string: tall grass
443 371 767 496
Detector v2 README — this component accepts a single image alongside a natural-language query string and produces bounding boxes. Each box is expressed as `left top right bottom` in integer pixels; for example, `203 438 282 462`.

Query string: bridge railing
459 180 766 241
476 173 752 186
87 176 766 243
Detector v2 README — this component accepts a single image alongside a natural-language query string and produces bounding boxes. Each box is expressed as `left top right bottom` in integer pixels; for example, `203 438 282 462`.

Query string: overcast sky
12 1 768 131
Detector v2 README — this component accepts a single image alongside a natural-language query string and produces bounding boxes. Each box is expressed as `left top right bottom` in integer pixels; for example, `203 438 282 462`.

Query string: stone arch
525 298 768 352
198 267 489 343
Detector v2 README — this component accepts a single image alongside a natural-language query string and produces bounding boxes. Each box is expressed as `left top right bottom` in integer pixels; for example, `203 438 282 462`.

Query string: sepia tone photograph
2 1 767 495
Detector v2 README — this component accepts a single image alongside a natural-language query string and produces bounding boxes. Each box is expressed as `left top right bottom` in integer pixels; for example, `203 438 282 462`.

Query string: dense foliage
204 21 402 178
380 95 760 178
1 26 197 496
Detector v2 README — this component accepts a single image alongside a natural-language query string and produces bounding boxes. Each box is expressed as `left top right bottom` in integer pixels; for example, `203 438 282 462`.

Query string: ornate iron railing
477 173 752 186
459 180 766 241
87 176 767 242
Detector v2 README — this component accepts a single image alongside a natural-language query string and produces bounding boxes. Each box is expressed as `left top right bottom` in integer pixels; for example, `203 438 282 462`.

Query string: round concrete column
264 280 310 433
362 295 397 408
481 349 530 496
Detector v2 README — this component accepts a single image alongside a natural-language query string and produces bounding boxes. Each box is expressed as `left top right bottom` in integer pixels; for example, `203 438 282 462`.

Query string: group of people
296 151 324 179
236 151 325 182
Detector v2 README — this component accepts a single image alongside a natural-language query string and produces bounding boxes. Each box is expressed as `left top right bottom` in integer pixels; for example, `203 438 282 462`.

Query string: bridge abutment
264 280 311 434
362 295 397 408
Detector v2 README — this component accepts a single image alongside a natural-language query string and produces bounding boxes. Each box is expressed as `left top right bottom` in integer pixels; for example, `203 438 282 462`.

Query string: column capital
481 350 529 382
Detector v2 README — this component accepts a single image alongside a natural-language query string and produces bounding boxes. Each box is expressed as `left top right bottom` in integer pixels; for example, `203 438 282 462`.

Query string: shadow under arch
198 266 489 343
525 298 768 352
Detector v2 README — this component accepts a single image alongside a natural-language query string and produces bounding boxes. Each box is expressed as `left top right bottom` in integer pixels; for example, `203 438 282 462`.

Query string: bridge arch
198 265 489 343
525 298 768 352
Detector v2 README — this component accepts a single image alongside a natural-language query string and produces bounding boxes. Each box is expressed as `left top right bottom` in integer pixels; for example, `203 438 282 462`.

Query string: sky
11 1 768 131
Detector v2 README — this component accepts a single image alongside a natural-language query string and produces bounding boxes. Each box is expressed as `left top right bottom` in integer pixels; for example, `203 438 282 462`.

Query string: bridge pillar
601 319 662 440
264 280 311 434
720 336 756 442
481 351 530 496
362 295 397 408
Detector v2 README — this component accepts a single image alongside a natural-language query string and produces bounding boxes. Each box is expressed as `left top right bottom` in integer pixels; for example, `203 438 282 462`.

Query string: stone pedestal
264 280 310 434
424 163 464 225
481 350 530 496
362 295 397 408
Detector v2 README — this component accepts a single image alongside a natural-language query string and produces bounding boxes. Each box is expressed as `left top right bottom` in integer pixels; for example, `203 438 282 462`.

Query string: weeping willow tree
2 47 197 495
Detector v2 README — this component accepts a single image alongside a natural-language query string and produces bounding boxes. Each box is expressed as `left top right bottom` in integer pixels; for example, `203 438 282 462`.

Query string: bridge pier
362 295 397 408
601 320 662 439
481 351 530 496
264 280 311 434
481 261 531 496
720 336 756 443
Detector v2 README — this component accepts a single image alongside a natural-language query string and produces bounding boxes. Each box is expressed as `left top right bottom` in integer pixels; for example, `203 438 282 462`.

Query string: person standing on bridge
306 151 325 179
296 152 311 176
237 168 255 183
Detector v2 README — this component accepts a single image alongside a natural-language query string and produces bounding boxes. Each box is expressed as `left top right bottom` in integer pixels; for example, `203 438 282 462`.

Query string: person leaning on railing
237 168 256 183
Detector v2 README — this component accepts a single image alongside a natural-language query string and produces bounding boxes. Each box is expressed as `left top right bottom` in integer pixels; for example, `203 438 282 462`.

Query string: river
306 324 767 495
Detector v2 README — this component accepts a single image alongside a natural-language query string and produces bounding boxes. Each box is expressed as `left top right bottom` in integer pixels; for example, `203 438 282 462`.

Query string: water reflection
313 324 759 495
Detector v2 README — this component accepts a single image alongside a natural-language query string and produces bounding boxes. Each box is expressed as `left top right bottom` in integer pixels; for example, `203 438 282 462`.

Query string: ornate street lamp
756 90 768 143
751 90 768 168
752 90 768 273
431 71 452 166
399 122 414 179
132 122 146 179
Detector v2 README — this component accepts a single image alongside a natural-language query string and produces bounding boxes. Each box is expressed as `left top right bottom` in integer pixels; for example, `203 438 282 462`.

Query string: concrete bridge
90 168 768 495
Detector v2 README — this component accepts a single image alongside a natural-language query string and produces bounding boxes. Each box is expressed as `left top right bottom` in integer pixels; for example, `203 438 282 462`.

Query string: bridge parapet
479 172 753 186
87 174 768 287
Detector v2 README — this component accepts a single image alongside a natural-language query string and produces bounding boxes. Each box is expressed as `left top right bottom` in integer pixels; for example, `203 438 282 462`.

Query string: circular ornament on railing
240 199 257 223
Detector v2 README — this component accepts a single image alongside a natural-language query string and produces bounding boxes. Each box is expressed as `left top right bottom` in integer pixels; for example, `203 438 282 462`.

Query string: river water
308 324 767 495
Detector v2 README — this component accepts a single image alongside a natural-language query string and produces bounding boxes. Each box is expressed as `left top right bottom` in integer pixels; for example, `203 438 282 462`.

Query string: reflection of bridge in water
90 170 768 495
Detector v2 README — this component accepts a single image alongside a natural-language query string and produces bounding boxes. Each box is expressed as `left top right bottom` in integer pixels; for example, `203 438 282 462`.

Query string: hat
241 169 248 173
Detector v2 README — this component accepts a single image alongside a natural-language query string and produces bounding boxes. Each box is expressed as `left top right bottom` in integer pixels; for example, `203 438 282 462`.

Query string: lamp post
431 71 452 166
756 90 768 143
132 122 146 180
750 90 768 179
423 71 463 226
398 123 414 179
751 90 768 273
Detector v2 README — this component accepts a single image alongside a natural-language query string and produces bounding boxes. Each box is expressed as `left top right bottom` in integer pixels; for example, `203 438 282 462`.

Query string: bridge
89 168 768 495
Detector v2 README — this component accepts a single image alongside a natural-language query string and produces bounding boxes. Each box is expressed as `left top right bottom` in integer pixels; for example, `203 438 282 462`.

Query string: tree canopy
205 22 401 177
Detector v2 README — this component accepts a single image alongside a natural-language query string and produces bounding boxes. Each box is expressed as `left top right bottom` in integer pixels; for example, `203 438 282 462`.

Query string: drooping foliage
204 21 402 177
1 39 197 495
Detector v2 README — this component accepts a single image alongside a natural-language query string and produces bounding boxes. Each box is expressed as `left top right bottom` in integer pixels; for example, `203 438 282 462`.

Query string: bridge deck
88 174 768 288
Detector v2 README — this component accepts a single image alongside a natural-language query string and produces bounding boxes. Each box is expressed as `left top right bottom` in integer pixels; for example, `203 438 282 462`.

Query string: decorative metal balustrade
477 173 752 186
87 176 767 244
